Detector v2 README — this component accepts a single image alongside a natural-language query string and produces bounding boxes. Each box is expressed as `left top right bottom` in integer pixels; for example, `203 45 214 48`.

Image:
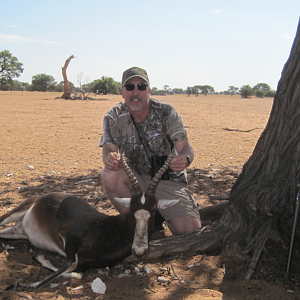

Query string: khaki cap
122 67 149 85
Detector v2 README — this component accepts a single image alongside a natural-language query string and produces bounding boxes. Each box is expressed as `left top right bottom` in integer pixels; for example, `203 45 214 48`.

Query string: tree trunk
61 55 74 99
132 19 300 279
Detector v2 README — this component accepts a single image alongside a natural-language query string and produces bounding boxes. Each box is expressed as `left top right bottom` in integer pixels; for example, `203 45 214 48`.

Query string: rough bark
61 55 74 99
131 19 300 279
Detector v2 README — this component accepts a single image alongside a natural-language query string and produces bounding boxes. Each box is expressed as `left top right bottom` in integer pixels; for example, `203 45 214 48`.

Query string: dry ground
0 91 299 299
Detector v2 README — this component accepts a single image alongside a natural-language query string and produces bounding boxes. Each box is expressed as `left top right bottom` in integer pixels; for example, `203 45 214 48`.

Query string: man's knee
168 216 201 236
101 167 132 197
101 167 125 186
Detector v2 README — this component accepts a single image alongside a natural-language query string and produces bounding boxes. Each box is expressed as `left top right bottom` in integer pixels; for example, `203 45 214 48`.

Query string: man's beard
128 97 143 111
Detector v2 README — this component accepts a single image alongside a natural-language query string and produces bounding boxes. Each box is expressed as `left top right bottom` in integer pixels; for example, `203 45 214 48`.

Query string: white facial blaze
132 209 150 256
141 193 146 205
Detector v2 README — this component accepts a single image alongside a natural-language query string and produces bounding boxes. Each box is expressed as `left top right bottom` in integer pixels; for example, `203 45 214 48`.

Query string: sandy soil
0 91 299 299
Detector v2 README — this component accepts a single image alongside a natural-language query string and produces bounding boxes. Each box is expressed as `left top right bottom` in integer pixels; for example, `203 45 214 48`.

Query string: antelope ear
157 199 180 210
114 198 131 208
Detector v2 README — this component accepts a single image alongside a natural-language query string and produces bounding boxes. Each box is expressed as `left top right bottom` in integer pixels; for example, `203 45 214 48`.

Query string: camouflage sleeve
99 114 117 147
167 109 188 144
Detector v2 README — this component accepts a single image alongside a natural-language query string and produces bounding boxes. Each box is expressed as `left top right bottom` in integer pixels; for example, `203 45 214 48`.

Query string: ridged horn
120 155 142 195
146 155 172 195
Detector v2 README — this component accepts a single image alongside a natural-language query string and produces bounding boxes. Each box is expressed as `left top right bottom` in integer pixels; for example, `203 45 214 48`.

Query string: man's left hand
170 154 190 172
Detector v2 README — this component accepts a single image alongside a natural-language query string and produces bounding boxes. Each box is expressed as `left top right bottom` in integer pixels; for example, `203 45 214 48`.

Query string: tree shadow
1 166 239 213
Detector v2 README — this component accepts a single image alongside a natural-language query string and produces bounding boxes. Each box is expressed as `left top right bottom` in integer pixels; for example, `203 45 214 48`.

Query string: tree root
199 202 229 226
244 220 273 279
126 202 275 281
126 221 225 264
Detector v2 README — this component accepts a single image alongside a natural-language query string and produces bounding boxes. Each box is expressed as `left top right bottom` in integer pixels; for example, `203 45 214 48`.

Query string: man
99 66 201 235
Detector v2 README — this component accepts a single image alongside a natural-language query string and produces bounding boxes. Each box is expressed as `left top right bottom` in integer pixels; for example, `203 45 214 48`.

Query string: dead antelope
0 155 177 289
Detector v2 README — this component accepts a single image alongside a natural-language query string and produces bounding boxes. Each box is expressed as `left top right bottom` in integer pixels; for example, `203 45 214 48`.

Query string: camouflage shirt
99 98 188 183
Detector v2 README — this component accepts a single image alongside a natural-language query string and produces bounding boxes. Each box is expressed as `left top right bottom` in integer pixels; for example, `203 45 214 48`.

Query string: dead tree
61 55 74 99
140 19 300 279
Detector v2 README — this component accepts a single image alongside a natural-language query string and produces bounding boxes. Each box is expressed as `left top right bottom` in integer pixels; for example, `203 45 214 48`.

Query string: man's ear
120 86 125 99
157 199 180 210
114 198 131 208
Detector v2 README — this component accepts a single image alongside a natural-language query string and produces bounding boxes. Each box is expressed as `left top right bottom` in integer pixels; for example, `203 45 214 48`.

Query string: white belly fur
22 205 66 257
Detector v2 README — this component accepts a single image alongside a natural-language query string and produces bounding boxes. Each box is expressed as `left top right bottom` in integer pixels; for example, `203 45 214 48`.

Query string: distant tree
199 85 215 96
0 81 12 91
228 86 239 96
0 50 24 90
164 85 172 95
151 87 158 95
157 89 166 95
253 83 271 93
192 86 199 96
11 80 30 91
265 90 276 98
220 90 231 95
77 72 90 93
89 76 120 95
194 85 215 96
240 85 254 98
31 74 56 92
173 88 184 94
151 88 166 95
253 83 272 98
255 90 265 98
187 87 192 96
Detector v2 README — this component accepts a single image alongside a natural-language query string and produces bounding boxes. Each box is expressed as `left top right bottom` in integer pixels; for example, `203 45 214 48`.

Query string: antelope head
117 155 178 257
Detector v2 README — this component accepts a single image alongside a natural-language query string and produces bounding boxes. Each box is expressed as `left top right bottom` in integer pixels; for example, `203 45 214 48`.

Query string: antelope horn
120 155 142 195
146 155 172 195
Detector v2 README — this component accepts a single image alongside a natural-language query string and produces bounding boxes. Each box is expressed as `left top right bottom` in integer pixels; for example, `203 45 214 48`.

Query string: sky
1 0 300 92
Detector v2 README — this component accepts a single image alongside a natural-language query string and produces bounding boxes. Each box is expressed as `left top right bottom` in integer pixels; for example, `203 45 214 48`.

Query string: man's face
121 77 151 114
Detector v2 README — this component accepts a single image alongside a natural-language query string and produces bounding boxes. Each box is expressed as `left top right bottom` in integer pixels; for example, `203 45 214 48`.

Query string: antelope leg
0 220 27 239
29 257 79 289
35 255 82 279
5 256 80 290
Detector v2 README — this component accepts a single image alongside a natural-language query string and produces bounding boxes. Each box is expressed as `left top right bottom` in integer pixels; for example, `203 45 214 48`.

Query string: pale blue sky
1 0 299 92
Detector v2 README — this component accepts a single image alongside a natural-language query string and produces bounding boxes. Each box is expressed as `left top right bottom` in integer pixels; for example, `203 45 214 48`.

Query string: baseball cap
122 67 149 86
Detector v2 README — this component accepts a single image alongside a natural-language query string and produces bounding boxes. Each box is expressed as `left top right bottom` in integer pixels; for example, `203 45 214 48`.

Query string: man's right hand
105 152 121 171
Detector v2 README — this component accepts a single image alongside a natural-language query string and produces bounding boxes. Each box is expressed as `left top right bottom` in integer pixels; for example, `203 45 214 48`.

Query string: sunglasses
123 83 148 91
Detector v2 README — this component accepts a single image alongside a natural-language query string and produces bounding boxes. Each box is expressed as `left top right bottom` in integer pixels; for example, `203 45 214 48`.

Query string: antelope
0 154 178 289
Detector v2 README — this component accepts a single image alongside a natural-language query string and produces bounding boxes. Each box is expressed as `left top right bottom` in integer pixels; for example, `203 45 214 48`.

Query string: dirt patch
0 92 299 299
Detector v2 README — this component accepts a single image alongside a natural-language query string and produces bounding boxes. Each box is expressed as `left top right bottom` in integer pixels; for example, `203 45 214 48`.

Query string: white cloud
3 24 19 28
283 34 291 39
0 34 36 42
212 10 222 14
0 34 67 45
43 40 67 45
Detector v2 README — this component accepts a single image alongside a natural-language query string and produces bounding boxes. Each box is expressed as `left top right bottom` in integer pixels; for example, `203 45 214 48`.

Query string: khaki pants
133 172 200 223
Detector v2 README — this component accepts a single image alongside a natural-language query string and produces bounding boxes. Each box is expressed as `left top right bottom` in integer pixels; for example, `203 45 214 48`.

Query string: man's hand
104 152 121 171
170 154 190 172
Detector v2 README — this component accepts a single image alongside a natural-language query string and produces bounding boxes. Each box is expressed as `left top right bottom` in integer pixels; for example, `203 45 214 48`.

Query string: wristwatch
185 155 191 167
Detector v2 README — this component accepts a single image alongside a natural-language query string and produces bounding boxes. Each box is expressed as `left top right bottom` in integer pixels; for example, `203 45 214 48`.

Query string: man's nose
132 86 139 95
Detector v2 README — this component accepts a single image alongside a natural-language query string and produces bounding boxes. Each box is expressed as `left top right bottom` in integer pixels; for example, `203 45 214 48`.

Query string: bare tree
77 71 90 100
61 55 74 99
141 19 300 279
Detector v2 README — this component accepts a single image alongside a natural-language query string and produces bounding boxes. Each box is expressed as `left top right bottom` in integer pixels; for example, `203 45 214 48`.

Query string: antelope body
0 155 177 289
